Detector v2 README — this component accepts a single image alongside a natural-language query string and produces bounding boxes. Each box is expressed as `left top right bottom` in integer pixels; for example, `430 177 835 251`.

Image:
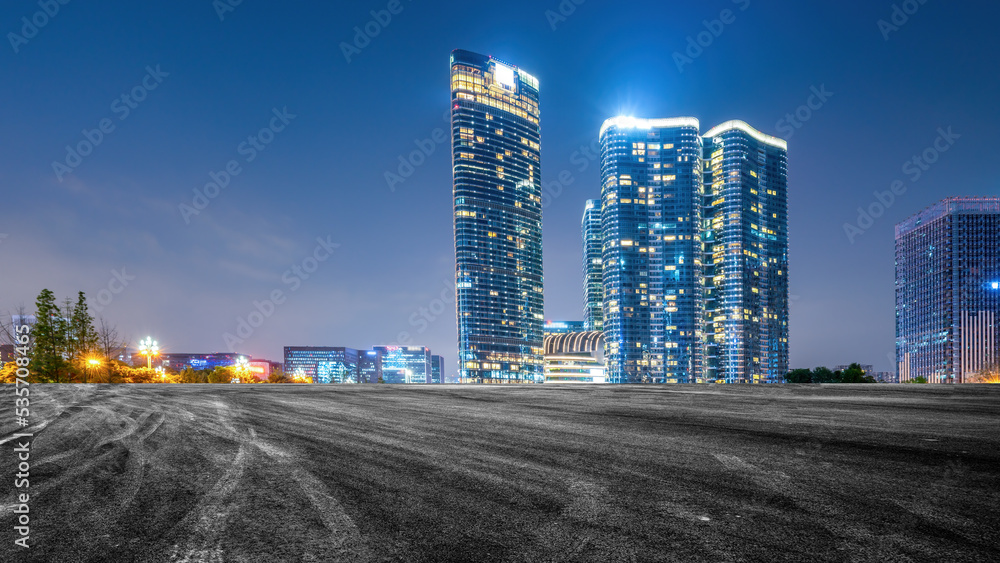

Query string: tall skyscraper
582 199 604 331
451 49 543 384
702 121 789 384
599 117 705 383
895 197 1000 383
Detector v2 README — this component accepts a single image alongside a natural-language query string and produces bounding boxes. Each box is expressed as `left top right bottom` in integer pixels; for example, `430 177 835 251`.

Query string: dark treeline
785 363 878 384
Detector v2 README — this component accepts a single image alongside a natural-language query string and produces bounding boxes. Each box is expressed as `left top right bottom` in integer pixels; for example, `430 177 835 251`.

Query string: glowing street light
138 336 159 369
235 356 250 383
85 358 101 384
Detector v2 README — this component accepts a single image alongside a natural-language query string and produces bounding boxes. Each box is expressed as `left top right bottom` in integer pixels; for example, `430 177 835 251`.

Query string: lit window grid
895 199 1000 383
599 123 705 384
701 129 788 384
452 50 543 383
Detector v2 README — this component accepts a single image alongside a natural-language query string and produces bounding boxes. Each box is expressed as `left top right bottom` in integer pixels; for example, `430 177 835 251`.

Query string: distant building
12 315 35 335
543 331 606 383
895 197 1000 383
161 353 249 372
834 364 874 374
869 371 898 384
0 344 14 364
582 199 604 331
118 347 134 366
359 349 382 384
248 359 281 381
431 355 444 384
373 346 432 384
382 368 409 384
543 321 585 336
283 347 361 384
452 49 544 384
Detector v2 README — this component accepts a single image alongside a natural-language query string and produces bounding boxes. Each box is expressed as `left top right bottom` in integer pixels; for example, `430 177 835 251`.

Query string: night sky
3 0 998 377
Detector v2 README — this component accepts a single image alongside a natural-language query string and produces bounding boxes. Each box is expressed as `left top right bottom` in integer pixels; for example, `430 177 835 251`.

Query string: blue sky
2 0 998 375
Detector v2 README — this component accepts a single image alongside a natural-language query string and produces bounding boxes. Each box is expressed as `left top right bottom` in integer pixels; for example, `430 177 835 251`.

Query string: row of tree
1 289 120 383
1 289 304 384
784 363 878 384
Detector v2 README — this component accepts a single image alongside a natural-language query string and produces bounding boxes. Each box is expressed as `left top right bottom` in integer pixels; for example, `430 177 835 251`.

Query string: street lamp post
138 337 159 370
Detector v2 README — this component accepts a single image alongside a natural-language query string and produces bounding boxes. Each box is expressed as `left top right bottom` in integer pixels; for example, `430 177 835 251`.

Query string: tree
268 369 290 383
1 362 19 384
785 368 814 383
96 316 128 378
841 363 876 383
812 366 838 383
69 292 99 362
207 366 234 384
904 375 928 384
31 289 69 382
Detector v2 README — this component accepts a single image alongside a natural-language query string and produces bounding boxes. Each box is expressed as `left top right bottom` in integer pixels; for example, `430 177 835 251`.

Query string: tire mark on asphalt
713 453 790 490
169 400 371 561
168 401 251 563
247 428 372 562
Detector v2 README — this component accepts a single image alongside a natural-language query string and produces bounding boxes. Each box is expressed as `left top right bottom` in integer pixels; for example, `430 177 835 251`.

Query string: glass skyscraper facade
373 346 432 384
599 117 705 384
582 199 604 331
359 349 382 384
431 355 444 384
702 121 789 384
451 49 543 384
283 346 360 384
895 197 1000 383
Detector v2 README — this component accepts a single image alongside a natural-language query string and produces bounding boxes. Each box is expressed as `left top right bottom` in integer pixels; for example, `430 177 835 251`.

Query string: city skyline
3 2 999 374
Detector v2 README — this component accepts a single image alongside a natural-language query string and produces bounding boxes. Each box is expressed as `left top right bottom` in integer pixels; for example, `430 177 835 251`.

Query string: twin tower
451 50 789 384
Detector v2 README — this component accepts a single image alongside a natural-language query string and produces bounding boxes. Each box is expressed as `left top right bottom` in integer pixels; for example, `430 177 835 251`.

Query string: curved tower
451 50 543 383
599 117 704 383
702 121 789 383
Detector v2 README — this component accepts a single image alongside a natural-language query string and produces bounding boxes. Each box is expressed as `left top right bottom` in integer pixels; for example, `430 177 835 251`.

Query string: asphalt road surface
1 384 998 562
